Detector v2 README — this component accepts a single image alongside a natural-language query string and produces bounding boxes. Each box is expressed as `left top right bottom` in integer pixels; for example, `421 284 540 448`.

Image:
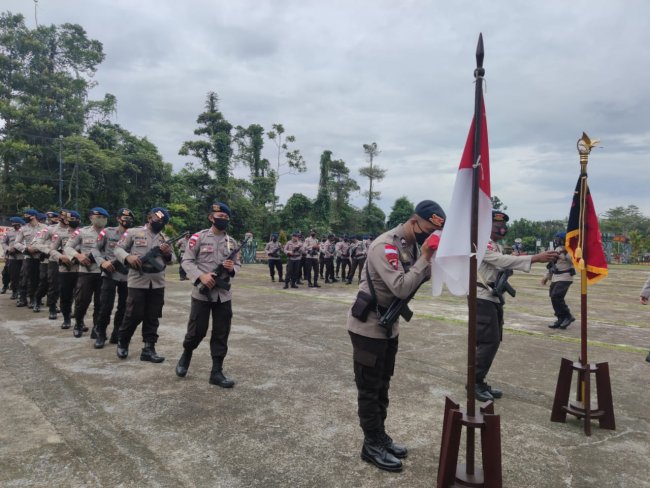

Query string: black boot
0 286 7 294
94 336 106 349
474 382 494 402
360 433 402 472
559 315 576 329
209 358 235 388
380 432 408 459
10 291 18 300
33 300 42 313
548 318 561 329
116 341 129 359
48 306 57 320
16 297 27 307
109 332 118 344
61 315 71 329
90 326 97 339
73 321 84 338
175 349 193 377
140 342 165 363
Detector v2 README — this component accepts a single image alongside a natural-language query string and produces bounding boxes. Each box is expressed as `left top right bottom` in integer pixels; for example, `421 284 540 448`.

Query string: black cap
415 200 446 227
492 210 509 222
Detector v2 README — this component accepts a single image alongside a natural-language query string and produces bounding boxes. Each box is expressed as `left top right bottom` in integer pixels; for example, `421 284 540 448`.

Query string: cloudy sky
5 0 649 221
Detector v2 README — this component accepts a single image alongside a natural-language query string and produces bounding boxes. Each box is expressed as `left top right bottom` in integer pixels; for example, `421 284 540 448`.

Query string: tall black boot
61 314 71 329
175 349 193 377
209 357 234 388
94 326 107 349
48 305 57 320
360 432 402 472
33 300 42 313
140 342 165 363
116 341 129 359
73 321 84 338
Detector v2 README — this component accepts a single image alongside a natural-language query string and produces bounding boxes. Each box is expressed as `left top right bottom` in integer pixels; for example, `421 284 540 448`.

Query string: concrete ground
0 262 649 487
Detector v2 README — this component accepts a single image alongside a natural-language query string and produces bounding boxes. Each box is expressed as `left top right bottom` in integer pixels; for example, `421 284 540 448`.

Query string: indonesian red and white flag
432 100 491 296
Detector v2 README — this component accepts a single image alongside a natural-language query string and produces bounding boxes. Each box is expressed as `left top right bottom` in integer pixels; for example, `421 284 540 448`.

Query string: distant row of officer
1 202 242 389
264 232 373 288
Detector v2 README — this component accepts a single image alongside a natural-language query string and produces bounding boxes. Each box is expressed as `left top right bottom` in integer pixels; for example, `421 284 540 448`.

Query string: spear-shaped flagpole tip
475 33 484 70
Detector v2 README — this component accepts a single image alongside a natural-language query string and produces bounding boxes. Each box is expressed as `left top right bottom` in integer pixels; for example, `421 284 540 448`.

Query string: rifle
137 231 189 274
492 269 516 305
195 245 241 297
378 280 427 338
268 249 280 258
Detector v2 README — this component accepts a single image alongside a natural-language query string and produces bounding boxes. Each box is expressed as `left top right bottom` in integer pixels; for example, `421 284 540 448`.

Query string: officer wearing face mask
473 210 558 402
176 202 241 388
92 208 134 348
114 207 173 363
64 207 109 338
13 209 47 308
347 200 445 473
1 217 26 298
265 233 283 282
32 211 62 315
50 210 80 329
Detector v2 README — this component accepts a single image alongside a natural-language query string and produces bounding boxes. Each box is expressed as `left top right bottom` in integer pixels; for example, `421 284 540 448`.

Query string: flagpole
465 31 485 476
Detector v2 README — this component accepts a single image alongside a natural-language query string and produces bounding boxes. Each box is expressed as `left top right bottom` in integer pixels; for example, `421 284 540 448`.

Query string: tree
362 203 386 235
313 150 332 225
233 123 274 206
266 123 306 211
279 193 313 234
359 142 386 209
388 197 414 227
490 195 507 211
328 158 359 233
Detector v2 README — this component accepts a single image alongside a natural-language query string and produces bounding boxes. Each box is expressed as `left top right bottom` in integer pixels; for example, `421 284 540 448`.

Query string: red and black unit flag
565 177 608 284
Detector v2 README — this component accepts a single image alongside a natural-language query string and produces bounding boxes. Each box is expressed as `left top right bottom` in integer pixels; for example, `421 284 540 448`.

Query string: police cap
209 202 231 217
492 210 509 222
89 207 110 218
149 207 170 224
415 200 446 227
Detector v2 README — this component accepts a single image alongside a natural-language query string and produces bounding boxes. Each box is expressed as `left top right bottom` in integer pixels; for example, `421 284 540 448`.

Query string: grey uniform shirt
64 225 102 274
95 226 128 282
14 222 46 259
284 240 303 261
641 275 650 299
265 241 282 260
114 225 172 289
3 228 22 261
478 240 532 303
543 245 574 283
33 224 63 263
181 229 241 302
303 236 320 259
50 226 78 273
347 224 431 339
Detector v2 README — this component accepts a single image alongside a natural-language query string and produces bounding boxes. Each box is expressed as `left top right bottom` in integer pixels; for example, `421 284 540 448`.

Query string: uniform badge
200 245 214 253
400 237 407 249
134 237 147 247
384 244 399 270
188 233 200 249
98 229 106 241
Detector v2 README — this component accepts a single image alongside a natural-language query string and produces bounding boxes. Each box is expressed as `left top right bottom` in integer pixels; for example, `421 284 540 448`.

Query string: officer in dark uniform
348 200 445 472
2 217 25 298
50 211 80 329
265 233 283 282
175 202 241 387
323 234 337 283
114 207 173 363
93 208 134 348
14 209 46 308
542 231 576 329
303 230 321 288
283 232 303 289
32 211 61 315
474 210 558 401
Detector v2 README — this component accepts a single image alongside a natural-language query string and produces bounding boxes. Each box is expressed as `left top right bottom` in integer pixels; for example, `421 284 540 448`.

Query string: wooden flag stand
437 34 502 487
550 133 615 436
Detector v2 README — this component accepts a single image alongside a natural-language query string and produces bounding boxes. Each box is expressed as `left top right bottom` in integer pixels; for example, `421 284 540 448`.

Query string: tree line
1 13 648 260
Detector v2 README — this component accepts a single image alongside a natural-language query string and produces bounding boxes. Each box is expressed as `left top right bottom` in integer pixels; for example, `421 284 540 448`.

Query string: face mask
13 225 21 230
150 221 165 233
310 233 316 237
494 224 508 238
212 218 229 231
271 237 277 242
120 218 134 229
91 216 108 228
415 231 430 246
68 220 80 229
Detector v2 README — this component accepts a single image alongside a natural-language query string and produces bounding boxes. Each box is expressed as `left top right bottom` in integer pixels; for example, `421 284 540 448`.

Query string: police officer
338 235 351 282
283 232 303 289
50 211 80 329
346 235 367 285
474 210 558 401
14 209 46 308
32 211 62 316
175 202 241 387
2 217 25 298
65 207 108 338
92 208 133 348
348 200 445 473
542 231 576 329
639 275 650 362
114 207 173 363
323 234 337 283
265 233 283 282
303 229 321 288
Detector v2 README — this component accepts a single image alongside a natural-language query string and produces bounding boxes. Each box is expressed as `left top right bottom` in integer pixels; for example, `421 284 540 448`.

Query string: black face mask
494 224 508 239
213 218 229 231
271 237 277 242
68 220 80 228
120 218 134 229
415 231 429 246
150 221 165 233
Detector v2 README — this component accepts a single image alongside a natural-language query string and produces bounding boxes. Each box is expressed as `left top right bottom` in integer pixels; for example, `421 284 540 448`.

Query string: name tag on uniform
134 237 147 247
200 245 214 253
83 238 95 245
109 242 116 248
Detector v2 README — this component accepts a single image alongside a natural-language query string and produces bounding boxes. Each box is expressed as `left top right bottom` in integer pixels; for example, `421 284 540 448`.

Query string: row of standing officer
264 232 372 287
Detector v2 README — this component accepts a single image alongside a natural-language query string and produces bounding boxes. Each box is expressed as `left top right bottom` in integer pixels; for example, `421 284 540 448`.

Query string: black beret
492 210 509 222
415 200 446 227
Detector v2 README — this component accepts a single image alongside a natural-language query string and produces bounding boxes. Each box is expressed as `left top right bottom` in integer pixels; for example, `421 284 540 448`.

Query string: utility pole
58 135 63 207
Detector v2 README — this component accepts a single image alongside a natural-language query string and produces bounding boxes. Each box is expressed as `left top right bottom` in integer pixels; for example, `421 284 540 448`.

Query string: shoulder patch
384 244 399 270
188 233 200 249
98 229 106 240
72 229 81 237
487 241 495 251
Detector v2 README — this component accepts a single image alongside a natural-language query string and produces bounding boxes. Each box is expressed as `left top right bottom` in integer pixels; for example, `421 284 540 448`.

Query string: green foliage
362 203 386 235
313 150 332 225
387 196 414 227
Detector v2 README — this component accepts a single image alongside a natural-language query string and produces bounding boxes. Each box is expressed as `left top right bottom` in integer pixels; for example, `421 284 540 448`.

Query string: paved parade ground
1 262 649 487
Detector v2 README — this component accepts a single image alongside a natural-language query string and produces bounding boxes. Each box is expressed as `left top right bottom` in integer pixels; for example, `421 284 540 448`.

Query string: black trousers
335 257 342 277
476 299 504 383
348 257 366 283
319 255 325 277
179 263 187 280
34 262 49 303
306 258 319 284
183 297 233 359
340 258 350 282
118 286 165 345
300 256 307 280
285 260 301 285
268 259 282 280
549 281 572 320
73 273 102 326
96 277 128 339
8 260 23 293
324 257 335 281
19 258 40 301
349 331 399 436
58 272 78 320
1 262 9 288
